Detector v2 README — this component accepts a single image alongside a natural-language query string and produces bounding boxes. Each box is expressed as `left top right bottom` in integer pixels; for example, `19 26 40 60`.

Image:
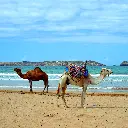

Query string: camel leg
57 76 68 108
43 81 48 93
62 93 68 108
43 84 46 93
57 83 61 95
57 85 68 108
81 85 87 108
61 86 69 108
56 83 61 107
46 84 48 93
57 93 60 107
43 85 48 93
29 80 33 92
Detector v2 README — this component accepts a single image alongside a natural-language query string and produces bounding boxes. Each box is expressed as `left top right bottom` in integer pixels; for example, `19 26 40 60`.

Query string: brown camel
14 67 49 92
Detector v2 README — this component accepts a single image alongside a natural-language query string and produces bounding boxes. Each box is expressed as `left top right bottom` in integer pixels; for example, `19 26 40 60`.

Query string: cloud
25 35 128 44
0 0 128 43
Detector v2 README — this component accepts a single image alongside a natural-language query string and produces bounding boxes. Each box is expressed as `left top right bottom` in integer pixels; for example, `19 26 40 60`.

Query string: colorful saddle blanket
66 64 88 78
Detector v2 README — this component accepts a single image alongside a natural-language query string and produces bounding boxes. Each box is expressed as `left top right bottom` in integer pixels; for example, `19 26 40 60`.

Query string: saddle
65 63 88 78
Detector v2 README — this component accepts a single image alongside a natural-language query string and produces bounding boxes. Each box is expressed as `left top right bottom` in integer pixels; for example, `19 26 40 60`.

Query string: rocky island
120 61 128 66
0 60 106 66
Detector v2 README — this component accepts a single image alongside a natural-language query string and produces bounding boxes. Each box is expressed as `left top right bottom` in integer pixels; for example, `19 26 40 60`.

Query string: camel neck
17 71 24 78
93 74 105 85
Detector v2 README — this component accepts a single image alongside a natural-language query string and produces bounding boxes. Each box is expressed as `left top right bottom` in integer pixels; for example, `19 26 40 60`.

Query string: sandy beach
0 90 128 128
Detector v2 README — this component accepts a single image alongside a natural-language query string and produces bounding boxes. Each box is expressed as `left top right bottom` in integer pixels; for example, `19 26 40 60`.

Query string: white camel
56 68 113 108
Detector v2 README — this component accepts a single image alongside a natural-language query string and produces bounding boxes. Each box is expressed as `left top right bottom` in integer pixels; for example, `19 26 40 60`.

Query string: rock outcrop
0 60 106 66
120 61 128 66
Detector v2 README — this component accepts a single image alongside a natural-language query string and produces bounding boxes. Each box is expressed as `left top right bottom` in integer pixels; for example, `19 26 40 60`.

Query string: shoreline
0 89 128 96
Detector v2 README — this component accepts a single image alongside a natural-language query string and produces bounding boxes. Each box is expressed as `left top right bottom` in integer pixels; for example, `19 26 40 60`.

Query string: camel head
100 68 113 78
14 68 21 73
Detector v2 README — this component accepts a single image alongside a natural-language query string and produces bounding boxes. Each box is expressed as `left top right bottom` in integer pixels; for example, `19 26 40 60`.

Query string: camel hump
34 67 44 73
34 67 41 70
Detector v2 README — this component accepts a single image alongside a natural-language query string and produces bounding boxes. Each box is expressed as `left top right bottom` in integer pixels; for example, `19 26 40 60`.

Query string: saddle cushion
67 64 88 78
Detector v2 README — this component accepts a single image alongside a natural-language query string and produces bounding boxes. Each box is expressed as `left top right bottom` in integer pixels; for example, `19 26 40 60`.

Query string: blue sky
0 0 128 66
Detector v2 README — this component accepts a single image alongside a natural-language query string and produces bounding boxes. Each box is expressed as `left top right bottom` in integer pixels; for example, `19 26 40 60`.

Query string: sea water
0 66 128 93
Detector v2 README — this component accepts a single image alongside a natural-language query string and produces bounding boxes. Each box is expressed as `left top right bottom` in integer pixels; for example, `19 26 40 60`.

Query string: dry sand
0 90 128 128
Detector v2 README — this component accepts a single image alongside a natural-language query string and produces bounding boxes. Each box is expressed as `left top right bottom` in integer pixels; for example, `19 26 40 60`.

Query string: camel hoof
30 90 33 93
81 106 86 109
57 94 60 97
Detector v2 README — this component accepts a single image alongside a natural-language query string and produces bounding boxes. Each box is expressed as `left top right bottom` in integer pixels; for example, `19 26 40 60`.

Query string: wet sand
0 90 128 128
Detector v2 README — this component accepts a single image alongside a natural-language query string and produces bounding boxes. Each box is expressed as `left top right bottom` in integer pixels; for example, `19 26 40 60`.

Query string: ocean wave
0 73 128 82
0 73 17 76
0 78 127 82
0 78 59 81
1 73 128 77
